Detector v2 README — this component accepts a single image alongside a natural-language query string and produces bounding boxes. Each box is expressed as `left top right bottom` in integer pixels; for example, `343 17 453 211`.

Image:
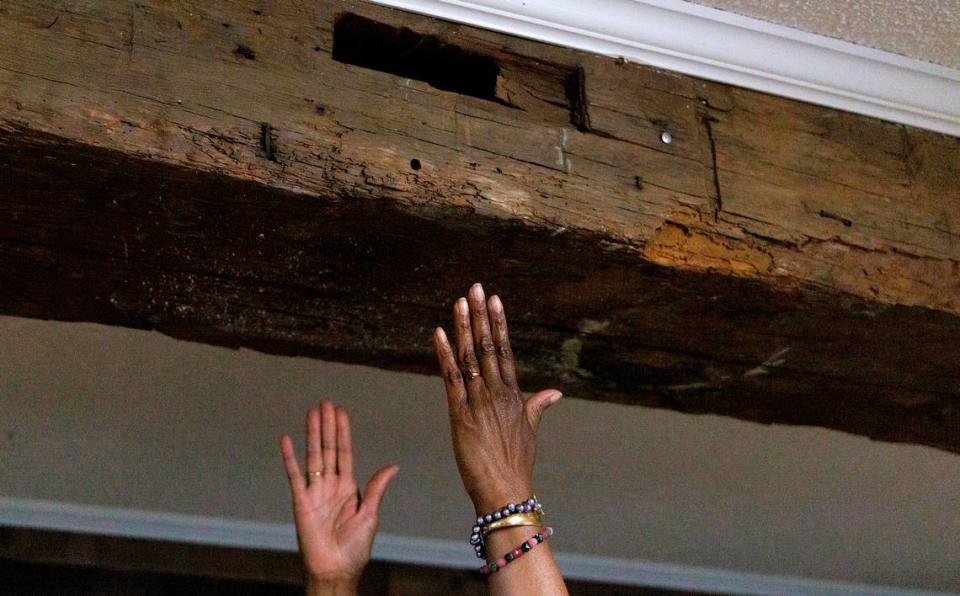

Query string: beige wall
1 315 959 591
684 0 960 68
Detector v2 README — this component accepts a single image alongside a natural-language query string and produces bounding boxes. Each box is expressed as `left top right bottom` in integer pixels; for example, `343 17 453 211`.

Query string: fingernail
549 391 563 404
435 327 447 341
471 283 484 300
457 297 468 314
490 295 503 313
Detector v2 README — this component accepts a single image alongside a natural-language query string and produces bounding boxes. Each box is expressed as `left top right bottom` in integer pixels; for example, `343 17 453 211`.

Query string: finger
321 399 337 475
336 407 353 477
488 295 517 388
280 434 306 499
306 408 322 478
453 297 482 389
359 464 399 519
524 389 563 430
434 327 467 412
468 283 501 385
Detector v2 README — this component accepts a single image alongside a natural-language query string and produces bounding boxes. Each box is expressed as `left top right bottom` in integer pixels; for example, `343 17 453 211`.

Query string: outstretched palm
281 400 398 583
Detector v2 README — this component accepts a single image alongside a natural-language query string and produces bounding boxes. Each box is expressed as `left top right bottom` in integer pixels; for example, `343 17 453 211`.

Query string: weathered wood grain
3 128 960 452
0 0 958 450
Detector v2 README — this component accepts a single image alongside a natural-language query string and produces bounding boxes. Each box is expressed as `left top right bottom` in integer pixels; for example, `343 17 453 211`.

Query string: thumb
525 389 562 429
360 464 399 519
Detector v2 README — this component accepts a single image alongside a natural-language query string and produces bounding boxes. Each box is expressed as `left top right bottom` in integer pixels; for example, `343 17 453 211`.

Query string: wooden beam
1 0 958 451
0 527 304 586
0 527 655 595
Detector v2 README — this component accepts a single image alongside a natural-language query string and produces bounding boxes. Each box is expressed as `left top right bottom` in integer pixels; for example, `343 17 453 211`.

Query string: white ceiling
2 316 960 592
684 0 960 68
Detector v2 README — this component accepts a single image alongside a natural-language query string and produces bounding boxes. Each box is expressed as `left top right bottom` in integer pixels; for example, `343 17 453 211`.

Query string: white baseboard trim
0 497 951 595
367 0 960 137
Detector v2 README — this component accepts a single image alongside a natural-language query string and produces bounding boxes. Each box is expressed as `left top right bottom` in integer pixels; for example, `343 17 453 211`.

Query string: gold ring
466 370 481 380
308 471 323 477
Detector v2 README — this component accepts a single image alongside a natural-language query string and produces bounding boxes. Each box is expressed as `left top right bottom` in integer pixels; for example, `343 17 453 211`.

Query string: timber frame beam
1 0 959 451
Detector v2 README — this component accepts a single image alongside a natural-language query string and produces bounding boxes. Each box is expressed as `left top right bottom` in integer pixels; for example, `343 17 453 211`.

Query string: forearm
305 576 359 596
483 526 568 596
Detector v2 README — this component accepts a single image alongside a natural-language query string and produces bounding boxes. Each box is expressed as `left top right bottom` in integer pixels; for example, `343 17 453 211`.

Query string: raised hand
432 283 562 514
280 400 398 594
433 284 567 594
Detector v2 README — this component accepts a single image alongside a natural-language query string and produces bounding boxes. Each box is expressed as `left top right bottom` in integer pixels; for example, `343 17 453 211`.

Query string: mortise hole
410 158 422 170
332 13 585 127
333 14 500 102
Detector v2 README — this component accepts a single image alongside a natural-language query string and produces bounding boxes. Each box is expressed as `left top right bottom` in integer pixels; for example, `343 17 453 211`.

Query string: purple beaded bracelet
480 527 553 576
470 497 543 559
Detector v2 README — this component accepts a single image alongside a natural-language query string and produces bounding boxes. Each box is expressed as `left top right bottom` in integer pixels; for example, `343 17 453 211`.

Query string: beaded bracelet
475 497 542 529
470 497 543 559
480 527 553 576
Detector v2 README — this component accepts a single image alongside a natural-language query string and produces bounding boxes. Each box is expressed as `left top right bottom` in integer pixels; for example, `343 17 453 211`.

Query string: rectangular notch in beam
332 13 585 126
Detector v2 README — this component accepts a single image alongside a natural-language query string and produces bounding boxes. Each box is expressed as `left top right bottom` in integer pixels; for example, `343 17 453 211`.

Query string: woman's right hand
432 283 562 514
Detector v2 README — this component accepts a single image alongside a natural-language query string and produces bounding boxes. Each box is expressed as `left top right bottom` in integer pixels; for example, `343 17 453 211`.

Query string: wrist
471 484 534 515
305 574 360 596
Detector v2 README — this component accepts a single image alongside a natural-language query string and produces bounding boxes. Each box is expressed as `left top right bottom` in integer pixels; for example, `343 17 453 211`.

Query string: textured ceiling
683 0 960 68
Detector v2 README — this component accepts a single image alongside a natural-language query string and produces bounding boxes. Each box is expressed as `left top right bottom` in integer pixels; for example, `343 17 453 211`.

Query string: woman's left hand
281 400 398 593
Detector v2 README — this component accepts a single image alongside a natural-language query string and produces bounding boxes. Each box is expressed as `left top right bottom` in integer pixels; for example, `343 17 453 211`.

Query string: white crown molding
0 497 951 596
367 0 960 137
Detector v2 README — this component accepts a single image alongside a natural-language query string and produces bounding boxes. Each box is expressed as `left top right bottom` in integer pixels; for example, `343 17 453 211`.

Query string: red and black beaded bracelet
479 527 553 576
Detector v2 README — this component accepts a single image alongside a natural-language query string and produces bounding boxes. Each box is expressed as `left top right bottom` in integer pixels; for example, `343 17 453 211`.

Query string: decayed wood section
1 0 958 451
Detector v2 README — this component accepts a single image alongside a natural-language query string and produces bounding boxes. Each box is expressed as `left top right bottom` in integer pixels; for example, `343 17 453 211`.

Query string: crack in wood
818 209 853 227
566 66 590 132
259 123 278 163
697 102 723 221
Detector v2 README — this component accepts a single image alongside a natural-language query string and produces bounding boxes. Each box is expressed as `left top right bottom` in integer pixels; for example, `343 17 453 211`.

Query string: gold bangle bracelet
482 511 544 535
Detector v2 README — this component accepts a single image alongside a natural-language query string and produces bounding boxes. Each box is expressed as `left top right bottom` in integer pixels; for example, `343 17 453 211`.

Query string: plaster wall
1 316 959 590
